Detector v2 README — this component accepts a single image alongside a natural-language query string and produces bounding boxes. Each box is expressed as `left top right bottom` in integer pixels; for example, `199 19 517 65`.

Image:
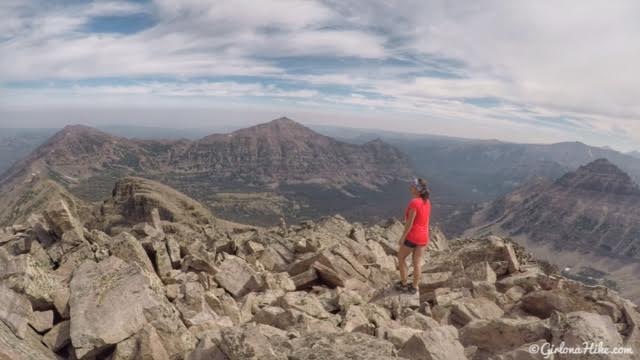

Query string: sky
1 1 639 151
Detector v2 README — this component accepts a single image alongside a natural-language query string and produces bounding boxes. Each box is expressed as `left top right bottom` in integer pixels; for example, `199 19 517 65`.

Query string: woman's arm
398 209 417 245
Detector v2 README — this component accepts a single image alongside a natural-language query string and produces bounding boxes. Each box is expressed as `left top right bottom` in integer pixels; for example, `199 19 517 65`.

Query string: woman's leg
397 244 412 285
411 245 426 289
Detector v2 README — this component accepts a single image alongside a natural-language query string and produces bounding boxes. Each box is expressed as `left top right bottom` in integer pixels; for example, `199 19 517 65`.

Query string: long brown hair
414 178 430 201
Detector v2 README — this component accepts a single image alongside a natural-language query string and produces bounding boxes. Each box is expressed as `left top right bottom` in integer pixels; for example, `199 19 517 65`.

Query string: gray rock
174 282 218 327
290 332 397 360
0 283 32 339
29 310 53 333
69 257 193 358
0 320 58 360
42 319 70 352
109 232 156 275
450 296 504 326
399 326 467 360
464 261 497 283
380 326 422 348
214 256 262 298
264 272 296 292
219 323 287 360
550 311 630 360
460 318 551 353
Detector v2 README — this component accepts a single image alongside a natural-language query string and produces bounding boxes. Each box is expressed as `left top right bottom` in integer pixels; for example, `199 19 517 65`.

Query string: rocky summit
1 176 639 359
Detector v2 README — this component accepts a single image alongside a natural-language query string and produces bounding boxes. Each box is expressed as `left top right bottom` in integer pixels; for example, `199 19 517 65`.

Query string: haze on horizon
1 1 639 152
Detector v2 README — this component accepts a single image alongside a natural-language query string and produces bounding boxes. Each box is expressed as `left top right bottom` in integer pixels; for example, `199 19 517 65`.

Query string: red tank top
405 198 431 246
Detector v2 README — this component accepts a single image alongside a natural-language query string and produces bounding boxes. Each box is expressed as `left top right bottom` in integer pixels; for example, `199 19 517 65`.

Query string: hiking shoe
394 281 409 291
406 285 418 295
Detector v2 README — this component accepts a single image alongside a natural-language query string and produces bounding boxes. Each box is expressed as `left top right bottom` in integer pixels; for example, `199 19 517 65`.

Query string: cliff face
1 176 639 359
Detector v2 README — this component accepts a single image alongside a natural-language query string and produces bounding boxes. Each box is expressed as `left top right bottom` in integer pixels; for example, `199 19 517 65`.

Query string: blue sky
1 0 639 151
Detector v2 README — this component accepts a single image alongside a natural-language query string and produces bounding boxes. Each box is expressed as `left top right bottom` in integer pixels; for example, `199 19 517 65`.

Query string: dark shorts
404 239 425 248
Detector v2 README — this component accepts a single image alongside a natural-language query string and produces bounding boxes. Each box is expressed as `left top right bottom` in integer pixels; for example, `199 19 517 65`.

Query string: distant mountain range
467 158 640 301
2 121 640 236
0 118 413 226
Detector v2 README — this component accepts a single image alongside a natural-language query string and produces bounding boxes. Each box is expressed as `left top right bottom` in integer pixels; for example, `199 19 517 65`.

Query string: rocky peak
45 125 114 146
555 158 640 196
229 116 322 141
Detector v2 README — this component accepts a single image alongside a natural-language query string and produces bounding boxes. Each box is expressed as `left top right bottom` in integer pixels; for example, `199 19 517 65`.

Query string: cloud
0 0 639 150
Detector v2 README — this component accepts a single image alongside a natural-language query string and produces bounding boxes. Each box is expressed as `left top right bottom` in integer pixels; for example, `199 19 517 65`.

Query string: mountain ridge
467 159 640 302
0 118 413 226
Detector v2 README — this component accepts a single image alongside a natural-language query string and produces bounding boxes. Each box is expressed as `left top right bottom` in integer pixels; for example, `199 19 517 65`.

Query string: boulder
264 272 296 292
0 251 63 310
620 301 640 356
400 312 440 331
399 326 467 360
52 287 70 319
29 310 54 333
418 271 452 302
291 268 318 290
433 288 469 306
218 323 288 360
289 332 398 360
336 288 364 311
450 297 504 326
371 287 420 310
313 245 370 287
187 335 229 360
550 311 630 360
379 326 422 348
341 306 373 334
504 243 521 274
278 291 334 321
137 325 172 360
496 265 546 292
214 256 262 298
153 241 174 282
258 247 289 272
43 199 83 239
460 318 551 353
504 285 527 303
205 290 241 325
0 284 32 339
0 320 58 360
166 235 182 267
174 282 218 327
521 290 596 319
464 261 497 283
254 306 297 330
69 257 193 358
109 232 156 275
42 320 70 352
492 339 550 360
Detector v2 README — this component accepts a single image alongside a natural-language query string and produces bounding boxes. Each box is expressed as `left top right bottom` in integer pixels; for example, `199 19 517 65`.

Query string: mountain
387 137 640 237
0 118 413 226
629 150 640 159
0 128 57 175
2 174 640 359
467 159 640 301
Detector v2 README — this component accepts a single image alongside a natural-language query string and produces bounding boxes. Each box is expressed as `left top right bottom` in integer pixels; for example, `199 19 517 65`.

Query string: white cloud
0 0 639 149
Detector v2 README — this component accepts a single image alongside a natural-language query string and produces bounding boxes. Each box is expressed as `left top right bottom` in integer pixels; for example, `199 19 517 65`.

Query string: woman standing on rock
395 178 431 294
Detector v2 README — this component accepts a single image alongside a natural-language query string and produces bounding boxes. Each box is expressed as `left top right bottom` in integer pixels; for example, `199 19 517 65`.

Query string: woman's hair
413 178 430 200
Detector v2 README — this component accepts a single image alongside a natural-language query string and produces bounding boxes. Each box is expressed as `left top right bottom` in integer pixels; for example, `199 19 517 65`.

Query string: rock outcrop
1 177 639 359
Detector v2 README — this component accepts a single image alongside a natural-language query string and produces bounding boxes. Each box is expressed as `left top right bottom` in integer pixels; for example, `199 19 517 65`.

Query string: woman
395 178 431 294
